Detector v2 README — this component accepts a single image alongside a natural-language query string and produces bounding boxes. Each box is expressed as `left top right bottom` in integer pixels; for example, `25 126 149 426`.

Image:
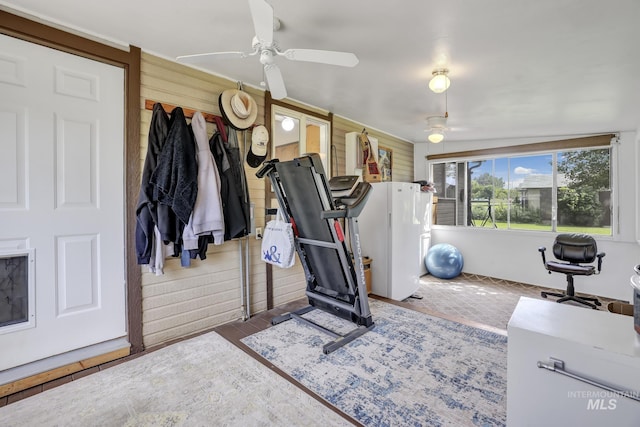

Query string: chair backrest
552 233 597 264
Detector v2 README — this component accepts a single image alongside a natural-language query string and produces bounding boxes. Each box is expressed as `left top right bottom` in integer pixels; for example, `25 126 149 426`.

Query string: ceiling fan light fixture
429 69 450 93
426 114 448 143
428 130 444 143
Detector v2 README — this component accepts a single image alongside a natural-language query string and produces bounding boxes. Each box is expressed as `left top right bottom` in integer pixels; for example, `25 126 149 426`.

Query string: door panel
0 34 126 370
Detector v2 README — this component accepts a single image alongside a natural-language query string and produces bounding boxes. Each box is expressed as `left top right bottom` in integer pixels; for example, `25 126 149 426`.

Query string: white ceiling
2 0 639 144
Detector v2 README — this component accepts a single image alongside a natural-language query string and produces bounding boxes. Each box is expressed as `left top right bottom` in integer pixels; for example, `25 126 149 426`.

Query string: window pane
274 114 300 161
556 148 611 235
457 162 466 226
511 154 553 231
430 162 457 225
493 158 509 229
444 162 457 199
468 160 497 228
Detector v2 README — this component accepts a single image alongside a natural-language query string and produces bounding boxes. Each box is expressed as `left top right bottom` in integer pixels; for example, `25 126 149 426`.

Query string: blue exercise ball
425 243 464 279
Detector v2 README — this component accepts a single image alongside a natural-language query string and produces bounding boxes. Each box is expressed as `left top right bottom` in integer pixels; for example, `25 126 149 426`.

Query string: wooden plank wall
139 53 267 347
333 116 414 180
139 52 415 348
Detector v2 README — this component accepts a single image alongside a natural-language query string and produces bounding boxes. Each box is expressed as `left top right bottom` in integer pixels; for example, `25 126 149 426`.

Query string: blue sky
469 155 553 188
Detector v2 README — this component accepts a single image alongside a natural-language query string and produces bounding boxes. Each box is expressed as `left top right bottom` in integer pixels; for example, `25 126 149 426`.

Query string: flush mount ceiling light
426 114 448 143
429 68 450 93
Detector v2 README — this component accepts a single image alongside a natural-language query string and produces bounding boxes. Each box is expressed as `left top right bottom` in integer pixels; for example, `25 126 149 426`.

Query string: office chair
538 233 605 309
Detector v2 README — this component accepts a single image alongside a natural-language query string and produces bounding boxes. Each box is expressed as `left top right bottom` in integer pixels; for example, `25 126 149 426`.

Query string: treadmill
256 153 375 354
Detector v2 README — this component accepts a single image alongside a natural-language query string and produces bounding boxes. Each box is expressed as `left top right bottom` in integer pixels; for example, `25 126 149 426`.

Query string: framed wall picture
378 145 392 181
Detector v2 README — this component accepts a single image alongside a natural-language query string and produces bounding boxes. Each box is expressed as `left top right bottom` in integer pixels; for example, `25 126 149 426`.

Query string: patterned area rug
242 299 508 426
0 332 352 427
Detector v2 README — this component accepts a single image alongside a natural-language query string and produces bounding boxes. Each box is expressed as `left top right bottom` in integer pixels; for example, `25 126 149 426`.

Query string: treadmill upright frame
257 154 374 354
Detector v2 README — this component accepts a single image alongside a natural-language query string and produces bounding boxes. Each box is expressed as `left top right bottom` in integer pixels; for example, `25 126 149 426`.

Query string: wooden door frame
263 92 333 309
0 11 143 353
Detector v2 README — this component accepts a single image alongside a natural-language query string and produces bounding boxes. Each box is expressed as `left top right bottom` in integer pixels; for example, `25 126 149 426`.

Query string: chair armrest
596 252 606 272
538 246 547 265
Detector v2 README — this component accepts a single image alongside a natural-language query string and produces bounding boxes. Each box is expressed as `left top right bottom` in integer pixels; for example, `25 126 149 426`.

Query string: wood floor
2 273 619 413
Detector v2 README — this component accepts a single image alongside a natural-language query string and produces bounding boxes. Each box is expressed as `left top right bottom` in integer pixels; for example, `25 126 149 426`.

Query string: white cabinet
507 297 640 426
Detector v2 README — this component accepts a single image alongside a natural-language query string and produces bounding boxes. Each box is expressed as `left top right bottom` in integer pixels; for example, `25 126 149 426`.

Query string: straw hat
218 89 258 130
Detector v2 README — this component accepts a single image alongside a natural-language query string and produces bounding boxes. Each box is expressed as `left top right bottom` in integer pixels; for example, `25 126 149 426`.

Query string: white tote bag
261 210 295 268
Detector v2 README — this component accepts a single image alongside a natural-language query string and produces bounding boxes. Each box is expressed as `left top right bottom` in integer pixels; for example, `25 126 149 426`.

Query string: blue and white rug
242 299 507 426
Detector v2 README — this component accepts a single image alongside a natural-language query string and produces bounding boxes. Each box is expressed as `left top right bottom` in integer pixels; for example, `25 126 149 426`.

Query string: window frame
428 136 616 236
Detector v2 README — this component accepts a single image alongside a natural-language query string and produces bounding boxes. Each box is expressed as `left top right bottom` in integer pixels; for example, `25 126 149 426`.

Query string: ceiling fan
176 0 359 100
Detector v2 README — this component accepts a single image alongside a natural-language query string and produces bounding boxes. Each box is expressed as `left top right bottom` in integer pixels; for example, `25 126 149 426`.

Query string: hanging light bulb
428 130 444 143
429 69 450 93
281 116 294 131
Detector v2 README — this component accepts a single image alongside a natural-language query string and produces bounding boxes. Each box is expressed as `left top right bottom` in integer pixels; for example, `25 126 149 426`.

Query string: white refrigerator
357 182 431 301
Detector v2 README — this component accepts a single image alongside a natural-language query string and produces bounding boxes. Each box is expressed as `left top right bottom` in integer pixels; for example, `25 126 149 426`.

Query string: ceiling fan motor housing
259 49 274 65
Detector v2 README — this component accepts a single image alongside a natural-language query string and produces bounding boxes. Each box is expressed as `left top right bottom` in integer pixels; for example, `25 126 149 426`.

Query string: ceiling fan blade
280 49 359 67
264 63 287 99
176 51 248 63
248 0 274 45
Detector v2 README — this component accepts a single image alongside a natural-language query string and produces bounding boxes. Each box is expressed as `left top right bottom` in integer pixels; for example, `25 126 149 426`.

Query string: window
266 94 332 212
430 144 612 235
270 104 331 176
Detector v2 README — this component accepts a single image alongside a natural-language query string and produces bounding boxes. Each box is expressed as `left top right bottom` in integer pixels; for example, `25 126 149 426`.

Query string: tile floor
402 273 621 331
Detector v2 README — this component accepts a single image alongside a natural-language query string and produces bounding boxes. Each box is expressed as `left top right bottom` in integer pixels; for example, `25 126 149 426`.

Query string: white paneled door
0 34 126 370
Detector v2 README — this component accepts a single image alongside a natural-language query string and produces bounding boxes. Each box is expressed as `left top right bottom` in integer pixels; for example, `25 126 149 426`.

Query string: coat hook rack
144 98 261 129
144 99 221 124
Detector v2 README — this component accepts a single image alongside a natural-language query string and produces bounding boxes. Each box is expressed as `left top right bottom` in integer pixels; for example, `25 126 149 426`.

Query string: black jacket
135 103 169 264
150 107 198 243
210 128 250 240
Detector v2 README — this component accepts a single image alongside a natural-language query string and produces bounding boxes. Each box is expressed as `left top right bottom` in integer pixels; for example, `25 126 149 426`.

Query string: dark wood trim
0 11 131 66
1 11 144 353
328 112 335 176
125 47 143 353
426 133 615 161
266 91 332 121
262 92 335 309
214 299 362 426
264 92 274 310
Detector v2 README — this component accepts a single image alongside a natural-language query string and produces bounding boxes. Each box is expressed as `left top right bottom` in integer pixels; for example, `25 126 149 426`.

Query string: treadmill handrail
336 182 372 218
256 159 279 179
321 210 347 219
